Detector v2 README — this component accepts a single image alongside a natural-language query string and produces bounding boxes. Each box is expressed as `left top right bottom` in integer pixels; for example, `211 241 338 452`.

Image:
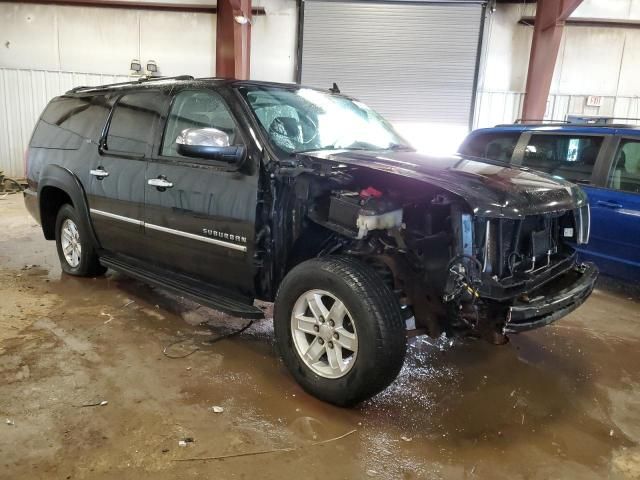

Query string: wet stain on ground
1 194 639 479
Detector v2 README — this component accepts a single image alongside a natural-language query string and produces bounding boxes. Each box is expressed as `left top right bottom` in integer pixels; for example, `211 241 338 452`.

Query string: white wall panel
250 0 297 83
481 5 532 93
0 68 128 177
616 30 640 97
140 11 216 77
1 3 295 79
57 6 140 75
573 0 640 20
474 91 525 128
0 2 299 177
0 4 59 71
556 27 626 96
103 0 218 5
474 90 640 129
482 3 640 97
1 4 217 76
477 2 640 133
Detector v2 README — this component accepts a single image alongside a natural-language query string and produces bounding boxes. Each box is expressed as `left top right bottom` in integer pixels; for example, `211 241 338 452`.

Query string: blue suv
460 123 640 283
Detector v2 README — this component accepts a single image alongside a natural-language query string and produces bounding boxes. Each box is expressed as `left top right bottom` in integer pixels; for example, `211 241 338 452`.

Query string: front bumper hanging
504 262 598 333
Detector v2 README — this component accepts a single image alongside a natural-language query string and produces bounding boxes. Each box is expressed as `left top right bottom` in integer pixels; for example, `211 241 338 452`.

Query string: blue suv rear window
523 134 603 184
459 132 519 163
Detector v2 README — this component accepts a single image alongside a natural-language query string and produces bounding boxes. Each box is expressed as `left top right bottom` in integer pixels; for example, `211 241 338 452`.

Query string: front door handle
596 200 622 209
90 168 109 179
148 177 173 190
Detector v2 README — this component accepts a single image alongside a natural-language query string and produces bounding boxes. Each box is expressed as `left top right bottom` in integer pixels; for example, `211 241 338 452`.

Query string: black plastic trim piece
37 164 101 248
505 262 598 333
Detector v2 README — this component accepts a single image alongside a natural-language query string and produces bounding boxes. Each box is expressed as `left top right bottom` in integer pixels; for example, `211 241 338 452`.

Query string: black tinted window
459 132 520 163
162 90 239 158
522 135 602 183
107 92 163 155
608 140 640 194
31 95 110 148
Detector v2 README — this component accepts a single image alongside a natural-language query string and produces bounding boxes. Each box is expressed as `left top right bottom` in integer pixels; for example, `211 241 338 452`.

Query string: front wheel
274 256 407 406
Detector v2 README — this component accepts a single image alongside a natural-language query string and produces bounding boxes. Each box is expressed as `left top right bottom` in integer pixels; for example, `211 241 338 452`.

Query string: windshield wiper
388 143 413 151
295 146 372 154
295 142 413 155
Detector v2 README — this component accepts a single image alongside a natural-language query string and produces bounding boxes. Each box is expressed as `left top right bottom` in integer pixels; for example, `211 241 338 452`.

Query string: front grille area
478 210 577 279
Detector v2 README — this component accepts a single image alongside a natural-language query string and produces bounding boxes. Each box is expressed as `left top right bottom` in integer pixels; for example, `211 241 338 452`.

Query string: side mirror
176 128 245 164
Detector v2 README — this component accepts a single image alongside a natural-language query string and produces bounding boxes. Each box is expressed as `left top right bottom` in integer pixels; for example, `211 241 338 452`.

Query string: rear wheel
274 256 407 406
55 204 106 276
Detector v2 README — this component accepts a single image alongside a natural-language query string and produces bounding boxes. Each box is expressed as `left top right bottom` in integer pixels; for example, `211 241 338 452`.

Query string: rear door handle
148 177 173 190
90 168 109 178
596 200 622 209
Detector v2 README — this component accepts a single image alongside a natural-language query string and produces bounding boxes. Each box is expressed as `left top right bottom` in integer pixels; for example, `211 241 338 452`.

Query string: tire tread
275 255 406 406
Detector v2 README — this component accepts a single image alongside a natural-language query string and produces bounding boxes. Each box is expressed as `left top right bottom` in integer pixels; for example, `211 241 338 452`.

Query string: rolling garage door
299 0 486 128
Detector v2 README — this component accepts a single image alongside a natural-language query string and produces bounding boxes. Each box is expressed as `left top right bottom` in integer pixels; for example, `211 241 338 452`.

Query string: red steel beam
521 0 583 121
216 0 251 80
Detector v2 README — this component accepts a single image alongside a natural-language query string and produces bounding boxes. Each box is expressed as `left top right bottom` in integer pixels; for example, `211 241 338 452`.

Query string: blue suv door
583 137 640 282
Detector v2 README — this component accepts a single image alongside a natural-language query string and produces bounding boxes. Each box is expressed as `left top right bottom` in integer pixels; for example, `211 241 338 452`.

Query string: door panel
144 88 258 296
86 90 167 258
144 162 257 293
579 139 640 282
87 155 146 255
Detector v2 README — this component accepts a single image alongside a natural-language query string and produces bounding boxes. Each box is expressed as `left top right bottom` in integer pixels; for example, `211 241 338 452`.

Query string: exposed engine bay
258 156 595 344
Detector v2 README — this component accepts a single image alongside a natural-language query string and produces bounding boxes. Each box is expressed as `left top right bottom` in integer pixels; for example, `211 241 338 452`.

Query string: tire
55 204 106 277
274 256 407 406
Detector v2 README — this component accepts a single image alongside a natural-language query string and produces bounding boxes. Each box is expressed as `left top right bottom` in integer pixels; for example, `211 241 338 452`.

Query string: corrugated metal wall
547 94 640 125
474 90 640 128
0 1 298 178
473 91 525 128
300 1 484 126
0 68 128 177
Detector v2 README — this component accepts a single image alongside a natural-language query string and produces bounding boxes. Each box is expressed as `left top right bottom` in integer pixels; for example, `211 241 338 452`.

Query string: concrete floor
1 193 639 480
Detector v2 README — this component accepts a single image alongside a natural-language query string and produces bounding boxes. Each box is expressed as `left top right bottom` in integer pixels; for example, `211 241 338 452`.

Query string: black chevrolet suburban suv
24 76 598 406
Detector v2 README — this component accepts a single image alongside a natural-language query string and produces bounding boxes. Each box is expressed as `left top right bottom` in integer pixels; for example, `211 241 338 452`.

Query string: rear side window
459 132 520 163
106 92 164 156
522 135 602 183
31 95 110 148
608 140 640 194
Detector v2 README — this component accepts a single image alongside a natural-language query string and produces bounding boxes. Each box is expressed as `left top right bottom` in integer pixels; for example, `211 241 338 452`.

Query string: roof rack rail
67 75 195 94
605 116 640 122
514 118 570 124
566 114 640 126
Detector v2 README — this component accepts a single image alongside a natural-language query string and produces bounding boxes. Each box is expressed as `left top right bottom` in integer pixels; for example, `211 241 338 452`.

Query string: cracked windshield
239 86 412 155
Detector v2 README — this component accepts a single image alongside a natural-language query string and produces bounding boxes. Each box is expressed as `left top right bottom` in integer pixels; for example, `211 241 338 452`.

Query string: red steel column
521 0 583 121
216 0 252 79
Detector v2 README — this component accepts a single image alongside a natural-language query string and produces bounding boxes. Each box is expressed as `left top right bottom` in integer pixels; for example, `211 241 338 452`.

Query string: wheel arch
286 221 336 271
263 220 343 302
38 164 100 249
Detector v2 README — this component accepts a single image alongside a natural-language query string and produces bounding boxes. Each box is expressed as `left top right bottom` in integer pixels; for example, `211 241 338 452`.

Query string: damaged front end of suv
260 150 597 344
241 83 597 347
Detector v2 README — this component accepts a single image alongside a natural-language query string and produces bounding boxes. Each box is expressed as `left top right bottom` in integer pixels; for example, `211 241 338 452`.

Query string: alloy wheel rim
61 218 81 268
290 289 358 379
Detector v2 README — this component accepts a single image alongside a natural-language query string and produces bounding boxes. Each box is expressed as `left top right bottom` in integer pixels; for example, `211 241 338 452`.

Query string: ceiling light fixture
233 15 251 25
